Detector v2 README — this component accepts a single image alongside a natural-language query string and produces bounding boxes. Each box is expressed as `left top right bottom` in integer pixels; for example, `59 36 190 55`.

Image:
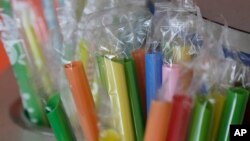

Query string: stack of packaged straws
0 0 250 141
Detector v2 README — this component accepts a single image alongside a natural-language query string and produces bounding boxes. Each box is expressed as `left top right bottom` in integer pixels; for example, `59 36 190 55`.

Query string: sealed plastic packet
145 1 203 113
180 28 225 141
0 12 49 126
12 0 53 99
78 5 152 141
144 64 194 141
239 52 250 124
187 26 250 141
214 27 250 141
82 0 145 15
11 1 80 140
56 0 88 140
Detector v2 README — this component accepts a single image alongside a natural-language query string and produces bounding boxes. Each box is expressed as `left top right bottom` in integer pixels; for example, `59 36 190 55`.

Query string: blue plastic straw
146 52 163 113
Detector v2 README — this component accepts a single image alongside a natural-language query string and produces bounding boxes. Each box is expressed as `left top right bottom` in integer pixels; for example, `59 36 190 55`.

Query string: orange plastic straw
64 61 99 141
144 100 172 141
132 48 147 117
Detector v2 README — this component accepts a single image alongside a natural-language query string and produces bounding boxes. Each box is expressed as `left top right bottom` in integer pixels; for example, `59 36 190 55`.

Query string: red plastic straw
166 94 192 141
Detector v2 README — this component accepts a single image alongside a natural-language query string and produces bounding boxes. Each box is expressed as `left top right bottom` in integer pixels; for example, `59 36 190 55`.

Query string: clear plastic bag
77 5 152 141
83 0 145 15
0 12 49 126
148 2 204 64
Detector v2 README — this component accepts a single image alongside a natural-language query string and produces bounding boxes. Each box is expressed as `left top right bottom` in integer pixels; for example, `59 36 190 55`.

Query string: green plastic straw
46 94 76 141
217 87 249 141
188 95 214 141
124 58 145 141
101 56 135 141
4 41 48 126
97 56 107 89
0 0 12 16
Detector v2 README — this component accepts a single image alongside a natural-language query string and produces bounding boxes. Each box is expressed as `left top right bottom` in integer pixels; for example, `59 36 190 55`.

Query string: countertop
0 68 55 141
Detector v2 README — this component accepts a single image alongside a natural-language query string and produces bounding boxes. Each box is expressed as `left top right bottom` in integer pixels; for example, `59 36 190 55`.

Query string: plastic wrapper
187 57 217 140
0 13 48 126
12 0 53 99
239 52 250 124
43 0 61 29
56 1 88 140
78 5 152 141
145 1 203 114
83 0 145 15
184 24 250 141
218 27 250 135
182 29 229 141
31 0 84 139
11 1 83 139
49 28 84 140
149 2 203 64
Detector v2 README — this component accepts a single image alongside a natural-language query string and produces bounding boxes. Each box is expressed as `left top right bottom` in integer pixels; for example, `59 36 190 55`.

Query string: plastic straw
173 46 192 63
0 0 12 16
103 57 135 141
124 58 145 141
146 52 163 112
166 94 192 141
46 94 76 141
188 95 214 141
144 101 172 141
132 48 147 117
210 92 226 141
43 0 58 29
162 64 180 101
64 61 99 141
79 40 89 67
100 129 121 141
22 12 52 95
4 41 48 126
97 56 107 89
217 87 249 141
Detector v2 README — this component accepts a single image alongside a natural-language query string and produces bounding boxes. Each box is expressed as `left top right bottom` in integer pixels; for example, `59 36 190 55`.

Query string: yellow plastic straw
78 40 100 106
79 40 89 67
173 46 192 63
22 11 52 96
210 91 226 141
100 129 121 141
103 57 135 141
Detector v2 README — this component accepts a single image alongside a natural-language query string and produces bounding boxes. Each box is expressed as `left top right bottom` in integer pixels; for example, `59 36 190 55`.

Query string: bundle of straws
1 0 250 141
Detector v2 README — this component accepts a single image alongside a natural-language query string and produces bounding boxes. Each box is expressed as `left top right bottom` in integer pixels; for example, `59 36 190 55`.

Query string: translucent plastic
0 13 48 126
98 56 135 141
64 61 99 141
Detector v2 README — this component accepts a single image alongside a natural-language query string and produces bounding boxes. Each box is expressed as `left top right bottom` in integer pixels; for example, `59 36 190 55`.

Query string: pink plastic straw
162 64 180 101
